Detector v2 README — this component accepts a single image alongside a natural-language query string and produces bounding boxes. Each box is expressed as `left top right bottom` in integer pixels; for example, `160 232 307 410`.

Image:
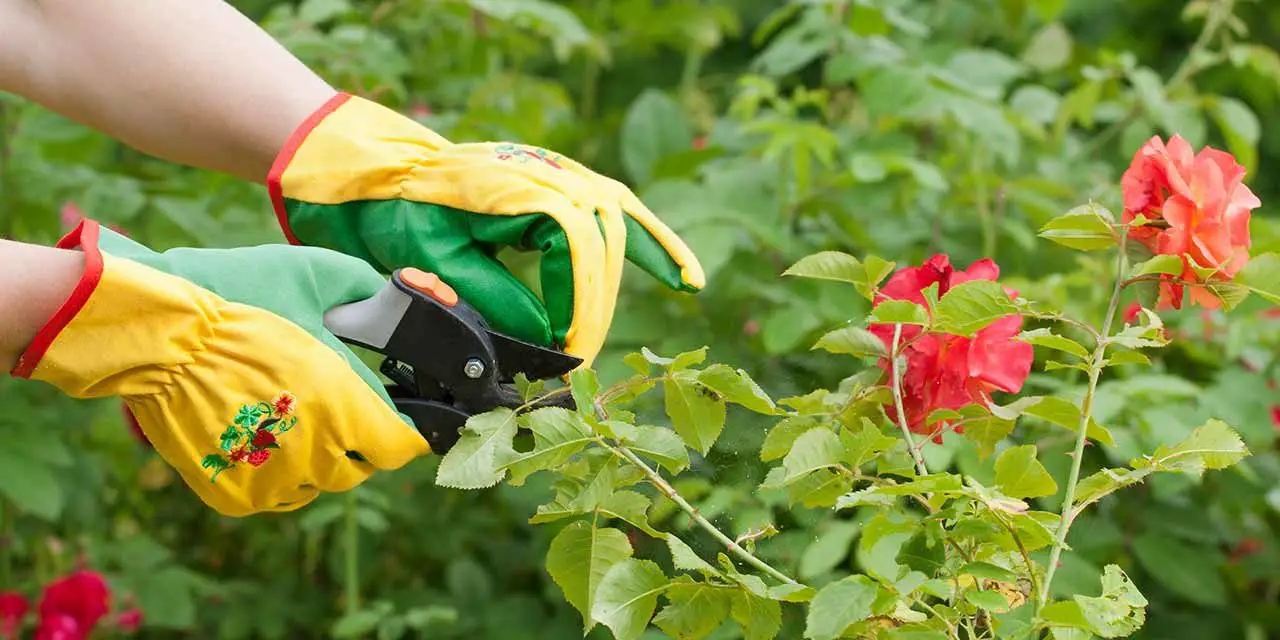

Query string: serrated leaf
1019 328 1090 359
1141 418 1249 477
1020 397 1115 446
782 429 845 482
1039 204 1117 250
804 575 879 640
761 417 824 462
960 561 1018 583
1235 252 1280 304
614 423 691 474
994 445 1058 498
783 251 865 283
546 521 633 630
812 325 887 359
841 419 898 467
671 347 709 371
962 416 1016 459
570 368 601 418
935 280 1019 335
698 364 776 414
868 300 930 325
599 491 663 537
435 408 519 489
665 535 719 576
965 590 1009 611
1073 565 1148 637
664 374 727 455
623 352 651 375
731 590 783 640
591 559 670 640
653 579 732 640
501 407 594 485
1073 467 1151 511
1130 254 1185 277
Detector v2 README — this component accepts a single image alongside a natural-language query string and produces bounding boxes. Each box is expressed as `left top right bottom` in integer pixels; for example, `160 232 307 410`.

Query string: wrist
0 238 86 373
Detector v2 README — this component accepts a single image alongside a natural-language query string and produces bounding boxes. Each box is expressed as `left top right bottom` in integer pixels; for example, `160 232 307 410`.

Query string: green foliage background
2 0 1280 638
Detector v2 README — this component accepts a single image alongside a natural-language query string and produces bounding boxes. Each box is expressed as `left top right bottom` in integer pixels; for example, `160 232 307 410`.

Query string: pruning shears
322 267 581 454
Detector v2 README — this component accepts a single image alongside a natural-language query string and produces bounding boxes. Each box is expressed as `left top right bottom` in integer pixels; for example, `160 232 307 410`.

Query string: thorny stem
607 443 798 585
890 324 930 476
1038 235 1129 610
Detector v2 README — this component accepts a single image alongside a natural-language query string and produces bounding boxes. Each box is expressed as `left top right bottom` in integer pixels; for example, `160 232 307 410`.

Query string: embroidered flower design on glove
200 392 298 481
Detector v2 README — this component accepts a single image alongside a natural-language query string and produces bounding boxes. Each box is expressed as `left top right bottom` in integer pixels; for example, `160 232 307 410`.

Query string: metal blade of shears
486 329 582 382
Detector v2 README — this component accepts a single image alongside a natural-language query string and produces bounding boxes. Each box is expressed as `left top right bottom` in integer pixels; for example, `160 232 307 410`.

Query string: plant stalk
344 491 360 614
890 324 930 476
1039 236 1128 609
610 444 798 585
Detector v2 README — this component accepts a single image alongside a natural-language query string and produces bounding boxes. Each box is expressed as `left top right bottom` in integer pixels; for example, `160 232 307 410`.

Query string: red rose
248 449 271 467
36 571 109 636
33 613 81 640
0 591 28 639
251 429 276 448
1121 135 1258 309
869 255 1033 441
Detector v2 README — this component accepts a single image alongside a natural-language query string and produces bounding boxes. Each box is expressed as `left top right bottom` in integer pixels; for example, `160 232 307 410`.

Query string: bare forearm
0 239 84 372
0 0 336 183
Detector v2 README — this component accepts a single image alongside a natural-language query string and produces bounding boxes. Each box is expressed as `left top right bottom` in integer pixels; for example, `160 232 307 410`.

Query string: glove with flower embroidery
10 220 428 516
267 92 706 368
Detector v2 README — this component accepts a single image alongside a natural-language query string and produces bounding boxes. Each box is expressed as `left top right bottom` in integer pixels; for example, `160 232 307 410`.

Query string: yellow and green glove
267 93 705 367
10 220 428 517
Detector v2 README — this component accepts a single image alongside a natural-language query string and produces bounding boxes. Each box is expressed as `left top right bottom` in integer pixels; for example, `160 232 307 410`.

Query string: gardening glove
266 92 706 368
10 219 429 517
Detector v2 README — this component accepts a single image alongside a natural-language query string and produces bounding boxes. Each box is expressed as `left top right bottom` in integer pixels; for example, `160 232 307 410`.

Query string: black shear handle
391 395 469 454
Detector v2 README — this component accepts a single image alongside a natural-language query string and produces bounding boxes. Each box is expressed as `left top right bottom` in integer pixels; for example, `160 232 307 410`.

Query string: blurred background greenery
2 0 1280 637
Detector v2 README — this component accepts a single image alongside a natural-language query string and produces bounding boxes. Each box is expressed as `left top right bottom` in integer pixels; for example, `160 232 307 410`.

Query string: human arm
0 0 334 183
0 239 84 372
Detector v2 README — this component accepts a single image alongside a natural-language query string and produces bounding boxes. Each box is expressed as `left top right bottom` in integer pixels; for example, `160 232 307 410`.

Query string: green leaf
804 575 879 640
964 589 1009 611
1018 328 1090 359
799 521 861 580
811 325 887 359
963 416 1016 459
297 0 353 23
730 590 783 640
896 528 945 577
1073 467 1151 511
0 448 63 521
867 300 929 325
620 89 693 185
653 579 732 640
569 368 600 418
1140 418 1250 477
960 561 1018 583
670 347 709 371
664 373 727 455
613 423 691 474
698 364 777 414
935 280 1020 335
546 521 633 631
590 558 670 640
1022 22 1073 72
1073 565 1148 637
1235 252 1280 304
501 408 594 485
761 417 824 462
841 419 898 467
1130 254 1184 278
783 251 865 284
1021 397 1115 446
782 429 845 483
994 445 1059 499
665 535 719 577
599 491 663 538
1039 204 1117 251
435 408 520 489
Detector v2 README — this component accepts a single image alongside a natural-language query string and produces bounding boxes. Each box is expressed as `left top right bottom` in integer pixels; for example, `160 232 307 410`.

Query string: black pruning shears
322 267 582 454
